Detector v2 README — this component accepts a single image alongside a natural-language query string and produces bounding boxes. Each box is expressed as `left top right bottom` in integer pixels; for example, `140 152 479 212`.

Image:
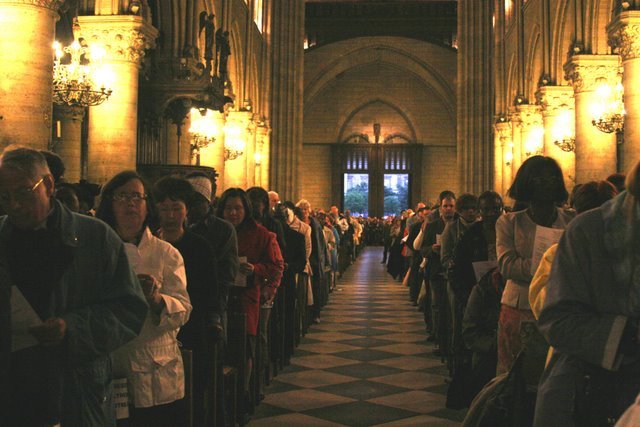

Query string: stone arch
336 97 418 144
525 25 542 96
587 0 616 54
550 0 573 83
304 37 455 120
227 20 244 99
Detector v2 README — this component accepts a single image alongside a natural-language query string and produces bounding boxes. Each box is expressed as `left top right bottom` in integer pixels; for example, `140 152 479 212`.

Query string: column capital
494 121 512 142
563 55 620 94
536 85 575 117
0 0 64 10
514 104 543 128
608 11 640 61
76 15 158 66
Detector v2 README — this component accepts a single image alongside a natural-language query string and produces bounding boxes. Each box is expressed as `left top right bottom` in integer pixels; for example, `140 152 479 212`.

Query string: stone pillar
515 104 544 161
536 85 576 190
509 109 523 174
457 0 493 194
199 111 226 196
609 11 640 173
0 0 64 150
494 121 512 197
244 114 257 189
255 122 270 189
269 0 304 200
53 105 85 182
223 110 253 189
76 15 158 184
564 55 619 183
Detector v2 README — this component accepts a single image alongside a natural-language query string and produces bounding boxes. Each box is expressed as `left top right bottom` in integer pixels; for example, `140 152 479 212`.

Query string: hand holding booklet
530 226 564 275
11 285 42 352
234 256 248 287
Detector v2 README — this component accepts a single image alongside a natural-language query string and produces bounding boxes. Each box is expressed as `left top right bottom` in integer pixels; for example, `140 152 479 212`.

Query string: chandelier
591 79 625 134
52 40 113 107
223 121 245 161
554 137 576 152
188 108 217 158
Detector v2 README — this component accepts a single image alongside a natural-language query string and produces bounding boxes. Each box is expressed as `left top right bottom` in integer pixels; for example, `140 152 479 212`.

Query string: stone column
76 15 158 184
0 0 64 150
509 109 523 174
53 105 85 182
515 104 544 161
457 0 493 194
609 11 640 173
255 122 270 189
564 55 619 183
244 114 257 189
199 111 226 196
269 0 304 200
494 121 512 197
223 110 253 189
536 85 576 190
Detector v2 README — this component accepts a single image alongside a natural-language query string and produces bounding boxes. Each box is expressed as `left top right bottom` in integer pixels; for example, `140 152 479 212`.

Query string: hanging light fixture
553 109 576 152
223 121 245 161
188 108 217 159
591 78 625 134
52 40 113 107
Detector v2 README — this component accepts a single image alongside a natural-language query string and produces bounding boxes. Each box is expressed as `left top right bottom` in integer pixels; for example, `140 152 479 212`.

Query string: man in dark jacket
0 147 148 426
422 192 456 355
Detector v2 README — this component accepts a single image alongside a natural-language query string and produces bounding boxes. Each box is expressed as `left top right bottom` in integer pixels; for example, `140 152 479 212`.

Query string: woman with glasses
216 188 284 404
96 171 192 426
496 156 572 375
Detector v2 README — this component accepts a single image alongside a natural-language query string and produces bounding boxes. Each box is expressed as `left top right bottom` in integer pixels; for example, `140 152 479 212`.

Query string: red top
236 220 284 335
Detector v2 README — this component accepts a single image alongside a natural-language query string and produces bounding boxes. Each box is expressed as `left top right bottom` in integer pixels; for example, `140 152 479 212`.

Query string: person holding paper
96 171 192 426
496 155 572 375
0 148 148 426
217 188 284 399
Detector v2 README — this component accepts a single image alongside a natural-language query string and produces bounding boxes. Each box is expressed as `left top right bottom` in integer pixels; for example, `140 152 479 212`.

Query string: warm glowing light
254 152 262 165
52 40 113 107
189 108 218 159
504 150 513 166
525 125 544 157
591 78 625 134
223 121 246 161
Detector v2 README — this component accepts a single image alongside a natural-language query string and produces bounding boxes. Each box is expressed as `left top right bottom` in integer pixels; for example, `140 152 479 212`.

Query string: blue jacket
0 201 148 426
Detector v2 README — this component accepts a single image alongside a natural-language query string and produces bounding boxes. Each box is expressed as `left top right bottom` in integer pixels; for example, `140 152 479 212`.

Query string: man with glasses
0 147 148 426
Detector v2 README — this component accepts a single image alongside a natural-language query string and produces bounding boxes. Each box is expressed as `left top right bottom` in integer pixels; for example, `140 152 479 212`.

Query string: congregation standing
0 145 363 427
4 143 640 427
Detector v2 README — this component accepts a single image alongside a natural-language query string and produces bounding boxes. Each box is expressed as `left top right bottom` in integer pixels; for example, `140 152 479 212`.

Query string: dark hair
96 170 156 230
508 155 568 203
438 190 456 203
41 150 65 183
456 193 478 210
246 186 270 220
606 173 626 193
152 176 195 207
215 187 253 228
571 180 617 213
55 184 79 212
478 190 503 207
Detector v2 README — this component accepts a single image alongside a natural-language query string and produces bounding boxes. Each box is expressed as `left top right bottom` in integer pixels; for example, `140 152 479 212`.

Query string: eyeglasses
113 192 147 203
0 177 45 205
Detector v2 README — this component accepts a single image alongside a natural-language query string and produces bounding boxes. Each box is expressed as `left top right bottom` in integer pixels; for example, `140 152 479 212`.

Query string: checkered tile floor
252 247 467 426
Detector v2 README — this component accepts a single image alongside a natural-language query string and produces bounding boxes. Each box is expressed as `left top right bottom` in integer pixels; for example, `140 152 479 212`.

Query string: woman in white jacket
97 171 192 426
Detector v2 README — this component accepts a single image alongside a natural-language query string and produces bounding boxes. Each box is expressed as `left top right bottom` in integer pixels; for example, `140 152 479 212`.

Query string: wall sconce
129 0 142 14
188 108 217 160
504 150 513 167
554 137 575 152
524 125 544 157
254 152 262 166
553 109 575 152
223 121 245 161
591 79 625 134
52 40 113 107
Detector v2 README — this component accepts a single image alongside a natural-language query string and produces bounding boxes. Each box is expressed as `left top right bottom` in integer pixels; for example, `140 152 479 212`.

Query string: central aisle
252 247 466 426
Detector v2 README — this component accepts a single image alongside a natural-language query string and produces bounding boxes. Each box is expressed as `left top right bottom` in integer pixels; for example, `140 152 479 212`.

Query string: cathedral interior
2 0 640 426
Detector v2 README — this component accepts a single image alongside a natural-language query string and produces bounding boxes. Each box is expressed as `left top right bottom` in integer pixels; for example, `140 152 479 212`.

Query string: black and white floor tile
251 247 467 426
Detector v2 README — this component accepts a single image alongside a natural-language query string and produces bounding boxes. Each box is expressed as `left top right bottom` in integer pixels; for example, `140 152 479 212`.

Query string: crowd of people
0 146 368 427
381 155 640 426
3 143 640 426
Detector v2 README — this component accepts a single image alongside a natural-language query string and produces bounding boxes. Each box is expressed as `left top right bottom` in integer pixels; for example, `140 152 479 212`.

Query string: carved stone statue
199 12 215 71
216 30 231 82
